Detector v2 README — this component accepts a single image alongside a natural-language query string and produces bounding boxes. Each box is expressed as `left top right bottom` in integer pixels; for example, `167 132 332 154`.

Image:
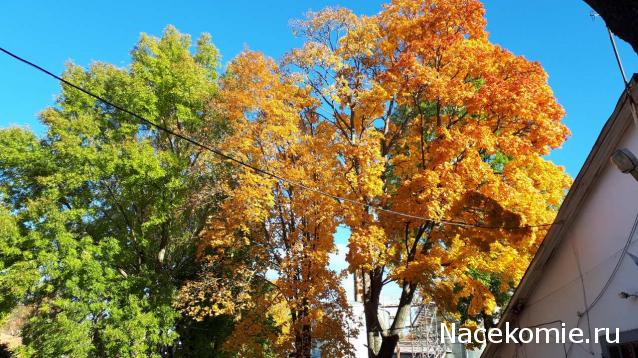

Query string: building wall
349 302 370 358
493 121 638 357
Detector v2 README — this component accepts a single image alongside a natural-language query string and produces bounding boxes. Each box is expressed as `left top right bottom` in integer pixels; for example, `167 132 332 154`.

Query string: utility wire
607 27 638 126
565 26 638 343
570 27 638 324
0 46 558 230
565 208 638 356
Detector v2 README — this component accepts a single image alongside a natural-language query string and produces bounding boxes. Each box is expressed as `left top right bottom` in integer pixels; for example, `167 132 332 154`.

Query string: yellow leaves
340 137 386 204
229 171 276 222
347 225 390 271
499 154 572 232
291 7 359 41
222 294 286 357
276 0 571 330
378 0 488 91
463 279 497 316
337 15 381 60
183 0 574 351
486 241 528 289
175 260 256 321
394 250 442 283
469 46 569 156
354 81 391 120
190 48 358 356
286 42 345 72
381 0 487 41
218 51 305 148
391 169 448 221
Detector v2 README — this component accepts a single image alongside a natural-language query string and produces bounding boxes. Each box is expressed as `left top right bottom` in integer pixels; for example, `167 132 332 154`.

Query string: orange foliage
181 0 571 354
181 51 356 357
285 0 570 331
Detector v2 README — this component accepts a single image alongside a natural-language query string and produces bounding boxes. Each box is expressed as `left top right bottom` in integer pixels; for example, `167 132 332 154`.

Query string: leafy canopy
0 26 229 357
182 0 571 357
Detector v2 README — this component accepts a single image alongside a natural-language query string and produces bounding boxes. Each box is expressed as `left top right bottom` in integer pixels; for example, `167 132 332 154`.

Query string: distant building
347 278 480 358
483 74 638 357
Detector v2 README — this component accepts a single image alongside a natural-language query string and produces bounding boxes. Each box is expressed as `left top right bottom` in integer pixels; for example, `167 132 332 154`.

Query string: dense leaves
178 52 357 358
0 27 230 357
181 0 571 357
2 1 572 357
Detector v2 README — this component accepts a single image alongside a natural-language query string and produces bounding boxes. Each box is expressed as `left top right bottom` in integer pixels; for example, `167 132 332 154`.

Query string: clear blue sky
1 0 637 177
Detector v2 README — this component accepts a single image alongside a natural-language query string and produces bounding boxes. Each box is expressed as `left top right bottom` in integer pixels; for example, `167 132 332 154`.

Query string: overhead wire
580 26 638 313
564 208 638 356
564 28 638 356
0 46 559 230
607 27 638 126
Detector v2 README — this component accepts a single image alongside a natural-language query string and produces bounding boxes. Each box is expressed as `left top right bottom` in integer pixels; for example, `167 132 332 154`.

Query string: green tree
0 26 231 357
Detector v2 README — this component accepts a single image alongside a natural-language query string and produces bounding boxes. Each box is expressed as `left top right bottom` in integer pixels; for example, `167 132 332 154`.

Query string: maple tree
182 1 571 357
283 1 571 356
178 52 356 358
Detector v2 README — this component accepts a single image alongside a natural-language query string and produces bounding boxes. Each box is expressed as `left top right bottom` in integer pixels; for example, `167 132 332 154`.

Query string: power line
607 27 638 127
0 46 559 230
565 208 638 356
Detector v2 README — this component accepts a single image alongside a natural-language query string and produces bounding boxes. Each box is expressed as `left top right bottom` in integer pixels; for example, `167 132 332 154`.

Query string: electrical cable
523 241 634 309
607 27 638 126
0 46 560 231
565 208 638 356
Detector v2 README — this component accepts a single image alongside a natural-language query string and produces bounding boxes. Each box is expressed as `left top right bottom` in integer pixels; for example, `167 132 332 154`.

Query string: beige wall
494 120 638 357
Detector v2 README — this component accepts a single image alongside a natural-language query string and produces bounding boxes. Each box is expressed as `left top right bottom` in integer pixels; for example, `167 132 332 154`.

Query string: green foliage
455 268 513 329
0 26 229 357
173 316 235 358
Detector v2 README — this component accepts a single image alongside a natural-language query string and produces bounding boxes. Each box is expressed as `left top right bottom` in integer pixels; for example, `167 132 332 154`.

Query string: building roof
482 74 638 357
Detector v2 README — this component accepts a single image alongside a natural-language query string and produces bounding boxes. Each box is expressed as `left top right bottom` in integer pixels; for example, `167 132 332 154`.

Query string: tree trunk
363 268 383 357
362 268 417 358
293 325 312 358
292 300 312 358
362 224 429 358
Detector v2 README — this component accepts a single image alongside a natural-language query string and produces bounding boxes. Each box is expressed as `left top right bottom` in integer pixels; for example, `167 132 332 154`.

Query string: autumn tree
0 27 232 357
280 1 572 357
177 51 356 358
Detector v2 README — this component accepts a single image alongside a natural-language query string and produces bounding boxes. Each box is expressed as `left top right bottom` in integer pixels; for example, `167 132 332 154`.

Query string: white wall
494 121 638 357
349 302 369 358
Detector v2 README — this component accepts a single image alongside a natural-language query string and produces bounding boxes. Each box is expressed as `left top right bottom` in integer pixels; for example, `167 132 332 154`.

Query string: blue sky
2 0 637 176
1 0 637 301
